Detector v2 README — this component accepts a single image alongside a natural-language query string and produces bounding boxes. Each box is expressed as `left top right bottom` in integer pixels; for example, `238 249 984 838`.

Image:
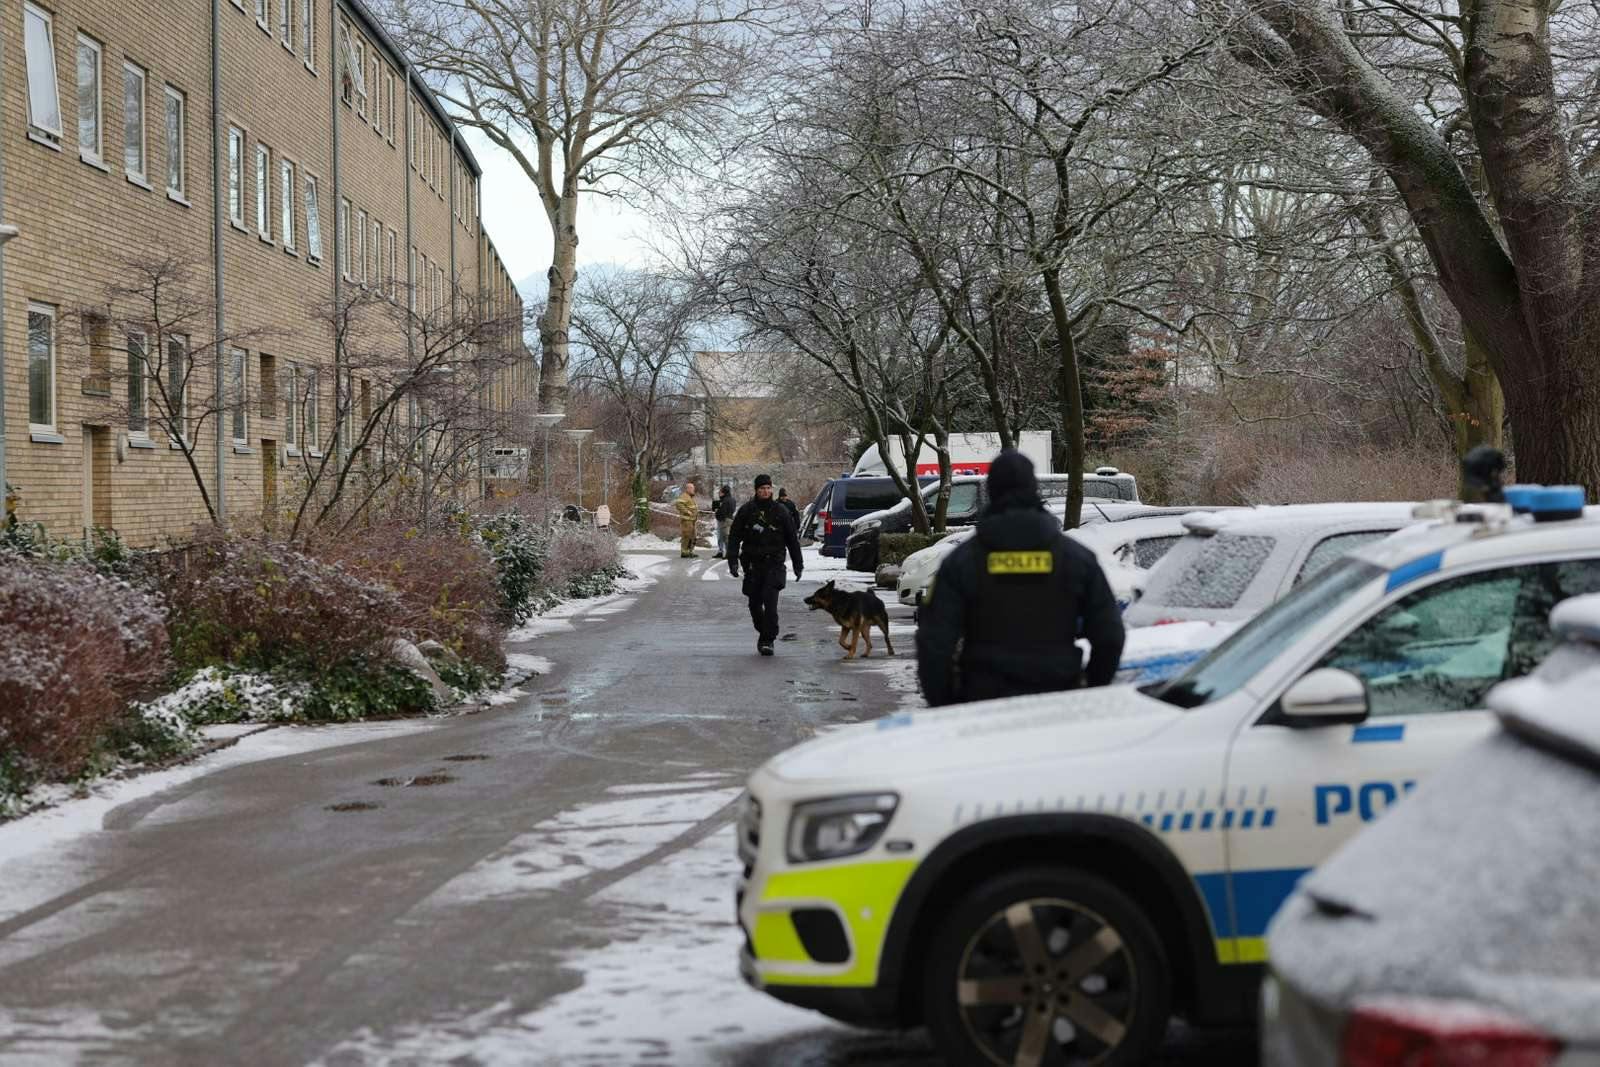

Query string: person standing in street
728 474 804 656
777 488 801 533
714 484 737 559
916 451 1124 706
675 481 699 558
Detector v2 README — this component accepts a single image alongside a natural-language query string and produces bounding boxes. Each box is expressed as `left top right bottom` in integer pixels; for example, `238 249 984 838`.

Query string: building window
285 364 298 447
280 160 296 250
24 3 62 142
76 35 103 164
164 87 186 196
370 53 380 129
339 197 351 277
372 218 381 285
356 209 368 283
255 143 271 238
230 347 248 443
127 331 149 436
386 70 396 140
302 0 315 67
27 303 56 431
305 367 320 446
167 335 188 441
279 0 292 49
387 228 398 298
305 174 322 260
259 353 277 418
255 0 268 29
228 126 244 225
123 61 146 181
355 38 368 117
409 248 417 311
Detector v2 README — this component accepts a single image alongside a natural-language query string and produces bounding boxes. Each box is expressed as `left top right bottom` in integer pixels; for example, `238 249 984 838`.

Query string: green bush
296 658 438 722
879 532 951 566
473 510 549 624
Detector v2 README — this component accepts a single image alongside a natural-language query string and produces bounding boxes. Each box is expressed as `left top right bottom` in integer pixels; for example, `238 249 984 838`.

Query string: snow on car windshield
1144 533 1276 610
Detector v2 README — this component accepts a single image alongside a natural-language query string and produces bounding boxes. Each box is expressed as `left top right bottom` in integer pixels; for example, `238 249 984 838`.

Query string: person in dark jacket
916 451 1125 706
714 484 737 558
777 488 801 532
727 474 804 655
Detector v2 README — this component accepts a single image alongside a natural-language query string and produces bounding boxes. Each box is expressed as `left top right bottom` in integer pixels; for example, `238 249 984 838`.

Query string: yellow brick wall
4 0 528 547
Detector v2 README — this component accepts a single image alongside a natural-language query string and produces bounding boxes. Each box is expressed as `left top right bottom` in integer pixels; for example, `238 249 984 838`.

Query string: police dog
803 580 896 660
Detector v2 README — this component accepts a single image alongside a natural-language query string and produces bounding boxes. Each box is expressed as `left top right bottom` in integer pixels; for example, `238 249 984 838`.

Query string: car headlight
786 793 898 863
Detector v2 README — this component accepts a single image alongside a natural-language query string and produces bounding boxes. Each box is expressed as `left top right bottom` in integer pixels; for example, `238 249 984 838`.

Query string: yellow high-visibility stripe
753 859 918 988
1214 937 1269 964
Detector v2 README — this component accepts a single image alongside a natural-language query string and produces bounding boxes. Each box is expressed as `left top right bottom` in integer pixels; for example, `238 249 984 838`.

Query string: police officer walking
727 474 804 656
713 484 737 559
916 451 1124 705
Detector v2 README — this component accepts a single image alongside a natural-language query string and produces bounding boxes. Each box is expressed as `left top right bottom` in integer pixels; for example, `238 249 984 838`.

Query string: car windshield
1140 533 1276 610
1151 558 1385 709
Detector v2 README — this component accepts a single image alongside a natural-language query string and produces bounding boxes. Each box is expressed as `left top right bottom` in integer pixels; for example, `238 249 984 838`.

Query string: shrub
159 535 401 675
296 657 437 722
0 554 170 789
544 525 621 591
307 523 506 674
473 510 549 624
880 532 950 566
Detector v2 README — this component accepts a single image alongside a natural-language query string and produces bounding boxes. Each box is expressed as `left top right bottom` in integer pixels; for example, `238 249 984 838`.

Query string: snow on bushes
0 554 171 799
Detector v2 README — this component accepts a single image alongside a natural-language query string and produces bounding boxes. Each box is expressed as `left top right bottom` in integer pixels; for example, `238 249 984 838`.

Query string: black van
802 476 936 557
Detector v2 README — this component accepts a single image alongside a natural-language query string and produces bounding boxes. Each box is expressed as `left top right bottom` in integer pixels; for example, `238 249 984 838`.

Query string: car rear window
844 482 904 511
1133 535 1181 570
1146 533 1276 610
1293 529 1394 586
1039 479 1134 502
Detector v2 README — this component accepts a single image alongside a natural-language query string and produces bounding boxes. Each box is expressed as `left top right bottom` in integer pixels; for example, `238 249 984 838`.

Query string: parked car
1263 590 1600 1067
895 503 1212 609
1122 503 1422 629
848 470 1142 573
803 475 937 558
736 491 1600 1065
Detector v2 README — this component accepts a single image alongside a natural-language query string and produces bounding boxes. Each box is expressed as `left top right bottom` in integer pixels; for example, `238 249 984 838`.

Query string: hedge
879 531 952 566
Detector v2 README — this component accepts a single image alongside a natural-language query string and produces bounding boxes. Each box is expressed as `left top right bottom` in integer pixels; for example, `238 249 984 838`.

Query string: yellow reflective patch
754 858 918 987
1214 937 1269 964
987 550 1053 575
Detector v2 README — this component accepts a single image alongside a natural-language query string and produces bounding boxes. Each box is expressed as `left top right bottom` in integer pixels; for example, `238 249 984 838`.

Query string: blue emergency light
1502 484 1585 521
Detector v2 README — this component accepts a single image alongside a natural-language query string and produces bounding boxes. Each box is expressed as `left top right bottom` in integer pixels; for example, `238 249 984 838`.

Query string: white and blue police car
737 488 1600 1065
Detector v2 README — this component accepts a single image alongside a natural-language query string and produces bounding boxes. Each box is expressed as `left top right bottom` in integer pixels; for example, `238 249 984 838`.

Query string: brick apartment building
2 0 534 545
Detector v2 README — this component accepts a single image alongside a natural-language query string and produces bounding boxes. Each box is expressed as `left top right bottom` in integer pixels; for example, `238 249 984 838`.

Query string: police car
736 487 1600 1065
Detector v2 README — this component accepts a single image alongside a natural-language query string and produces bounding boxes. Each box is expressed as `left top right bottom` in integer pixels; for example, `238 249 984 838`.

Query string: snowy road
0 546 1250 1065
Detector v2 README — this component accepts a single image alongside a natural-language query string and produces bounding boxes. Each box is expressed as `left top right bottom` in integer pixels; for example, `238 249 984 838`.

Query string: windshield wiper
1148 678 1209 710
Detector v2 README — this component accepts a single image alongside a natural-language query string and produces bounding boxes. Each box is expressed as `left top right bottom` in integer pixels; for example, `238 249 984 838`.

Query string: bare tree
379 0 775 413
1212 0 1600 485
569 268 705 531
70 253 270 528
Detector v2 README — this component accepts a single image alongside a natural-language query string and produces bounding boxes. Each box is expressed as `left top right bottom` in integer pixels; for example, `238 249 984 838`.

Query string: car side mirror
1279 668 1369 726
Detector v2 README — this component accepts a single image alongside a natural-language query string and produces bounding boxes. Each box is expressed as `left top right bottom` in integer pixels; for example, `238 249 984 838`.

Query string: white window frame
371 218 381 286
76 34 103 165
387 228 398 298
304 173 322 261
301 0 315 68
255 0 269 31
230 347 249 444
228 126 245 226
123 60 147 184
409 248 417 311
167 334 189 444
356 208 367 284
279 0 292 50
339 197 352 278
164 86 186 198
24 3 63 143
285 363 299 448
255 142 272 239
27 302 57 433
305 367 321 450
127 330 150 438
280 159 296 251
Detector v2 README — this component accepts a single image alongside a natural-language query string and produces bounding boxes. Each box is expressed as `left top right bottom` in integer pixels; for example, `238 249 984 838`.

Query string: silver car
1263 593 1600 1066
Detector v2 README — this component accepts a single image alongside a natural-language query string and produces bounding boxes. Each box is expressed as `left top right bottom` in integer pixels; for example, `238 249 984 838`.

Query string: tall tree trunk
1452 332 1504 457
632 463 650 535
539 193 580 412
1042 267 1086 529
1501 350 1600 487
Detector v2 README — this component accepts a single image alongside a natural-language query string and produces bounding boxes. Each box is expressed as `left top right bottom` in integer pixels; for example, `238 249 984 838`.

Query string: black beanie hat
986 450 1038 502
754 473 773 489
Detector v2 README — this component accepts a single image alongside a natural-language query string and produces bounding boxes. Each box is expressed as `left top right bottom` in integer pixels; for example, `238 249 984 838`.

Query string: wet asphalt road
0 549 1254 1066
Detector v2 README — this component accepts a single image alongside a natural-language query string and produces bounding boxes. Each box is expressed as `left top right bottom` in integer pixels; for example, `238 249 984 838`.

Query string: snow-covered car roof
1267 592 1600 1047
1179 501 1418 536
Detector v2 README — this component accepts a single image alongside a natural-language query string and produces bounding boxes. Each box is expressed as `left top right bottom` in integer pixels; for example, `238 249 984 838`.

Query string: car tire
922 868 1170 1067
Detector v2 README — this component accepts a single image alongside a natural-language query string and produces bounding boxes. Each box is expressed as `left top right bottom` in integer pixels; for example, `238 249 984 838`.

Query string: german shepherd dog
803 580 896 660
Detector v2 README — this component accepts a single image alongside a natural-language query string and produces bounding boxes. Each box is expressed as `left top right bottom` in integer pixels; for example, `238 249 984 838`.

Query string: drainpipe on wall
330 0 344 465
0 28 16 494
210 0 227 521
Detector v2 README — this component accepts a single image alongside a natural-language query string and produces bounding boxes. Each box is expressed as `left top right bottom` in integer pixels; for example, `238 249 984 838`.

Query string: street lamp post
564 429 594 511
531 412 564 523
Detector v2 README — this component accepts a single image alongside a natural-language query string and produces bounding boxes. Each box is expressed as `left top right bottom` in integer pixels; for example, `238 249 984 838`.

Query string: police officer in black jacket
727 474 804 656
916 451 1125 706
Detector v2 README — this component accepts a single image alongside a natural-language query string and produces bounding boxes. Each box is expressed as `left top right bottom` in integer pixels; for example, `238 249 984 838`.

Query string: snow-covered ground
315 773 849 1066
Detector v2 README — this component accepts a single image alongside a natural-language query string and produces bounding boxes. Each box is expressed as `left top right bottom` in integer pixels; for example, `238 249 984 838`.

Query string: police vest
965 543 1080 659
743 505 787 564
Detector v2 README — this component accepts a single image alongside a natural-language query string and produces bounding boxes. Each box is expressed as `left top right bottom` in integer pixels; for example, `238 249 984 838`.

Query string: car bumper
1260 973 1342 1067
739 945 903 1027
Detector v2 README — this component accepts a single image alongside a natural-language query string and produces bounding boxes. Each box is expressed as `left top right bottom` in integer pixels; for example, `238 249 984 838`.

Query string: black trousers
742 564 786 643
